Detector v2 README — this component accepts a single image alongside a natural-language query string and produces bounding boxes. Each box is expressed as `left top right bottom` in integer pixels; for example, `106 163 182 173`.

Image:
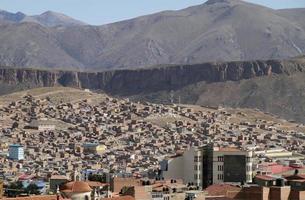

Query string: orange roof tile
255 175 276 181
85 181 108 187
3 195 67 200
61 181 92 193
205 184 241 196
102 195 135 200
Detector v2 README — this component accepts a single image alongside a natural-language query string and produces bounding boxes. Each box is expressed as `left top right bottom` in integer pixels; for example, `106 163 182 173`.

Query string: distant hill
0 0 304 69
1 56 305 123
0 10 86 27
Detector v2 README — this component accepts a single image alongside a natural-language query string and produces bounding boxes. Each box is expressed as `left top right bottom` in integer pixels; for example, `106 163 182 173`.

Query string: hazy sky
1 0 305 25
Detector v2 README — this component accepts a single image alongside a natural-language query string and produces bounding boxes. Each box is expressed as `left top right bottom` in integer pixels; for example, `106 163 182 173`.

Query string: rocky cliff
0 58 304 96
1 57 305 122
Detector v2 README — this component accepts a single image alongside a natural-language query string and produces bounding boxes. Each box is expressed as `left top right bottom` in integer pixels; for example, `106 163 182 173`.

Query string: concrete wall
269 186 290 200
111 178 141 193
163 148 198 186
163 156 184 181
70 191 91 200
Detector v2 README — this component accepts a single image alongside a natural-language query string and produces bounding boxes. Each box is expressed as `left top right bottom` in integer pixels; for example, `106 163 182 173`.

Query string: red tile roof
284 174 305 180
60 181 92 193
205 184 241 196
206 197 233 200
255 175 276 181
3 195 67 200
102 195 135 200
259 163 305 175
85 181 108 187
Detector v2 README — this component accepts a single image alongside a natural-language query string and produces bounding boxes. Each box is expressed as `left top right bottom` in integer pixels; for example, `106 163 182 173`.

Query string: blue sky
1 0 305 25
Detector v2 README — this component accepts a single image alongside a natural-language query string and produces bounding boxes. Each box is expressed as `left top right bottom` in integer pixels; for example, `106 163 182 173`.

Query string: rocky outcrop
0 58 304 96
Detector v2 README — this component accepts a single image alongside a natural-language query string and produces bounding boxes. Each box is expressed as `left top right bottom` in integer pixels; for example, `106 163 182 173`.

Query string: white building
9 144 24 160
160 144 253 189
160 148 202 187
28 120 56 131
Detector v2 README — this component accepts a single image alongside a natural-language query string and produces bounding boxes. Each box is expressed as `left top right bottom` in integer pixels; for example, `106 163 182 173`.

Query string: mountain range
0 10 86 27
0 0 304 70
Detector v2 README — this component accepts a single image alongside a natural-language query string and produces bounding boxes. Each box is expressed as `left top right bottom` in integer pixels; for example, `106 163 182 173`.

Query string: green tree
25 183 40 195
6 181 24 197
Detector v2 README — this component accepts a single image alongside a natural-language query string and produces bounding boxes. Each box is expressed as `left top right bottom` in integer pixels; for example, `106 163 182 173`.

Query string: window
218 174 224 180
194 165 201 171
218 165 223 171
194 156 201 162
217 156 224 162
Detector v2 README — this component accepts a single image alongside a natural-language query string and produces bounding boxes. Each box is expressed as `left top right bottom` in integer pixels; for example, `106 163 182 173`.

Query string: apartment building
8 144 24 161
160 143 253 189
160 148 202 187
211 146 253 185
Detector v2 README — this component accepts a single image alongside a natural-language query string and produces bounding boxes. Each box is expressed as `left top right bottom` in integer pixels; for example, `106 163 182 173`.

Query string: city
0 87 305 199
0 0 305 200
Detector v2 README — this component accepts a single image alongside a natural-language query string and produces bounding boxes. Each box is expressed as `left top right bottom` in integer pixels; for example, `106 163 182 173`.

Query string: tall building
9 144 24 161
0 179 3 199
211 146 253 185
160 143 253 189
160 147 203 187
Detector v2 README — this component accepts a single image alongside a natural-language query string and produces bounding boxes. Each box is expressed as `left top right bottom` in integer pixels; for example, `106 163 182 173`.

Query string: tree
6 181 24 197
26 183 40 195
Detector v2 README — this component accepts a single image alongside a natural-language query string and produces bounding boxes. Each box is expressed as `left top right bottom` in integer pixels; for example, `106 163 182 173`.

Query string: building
83 143 107 155
161 143 253 189
160 148 202 187
0 179 3 199
205 183 305 200
60 181 92 200
49 175 69 194
110 177 141 193
27 120 56 131
9 144 24 161
212 146 253 185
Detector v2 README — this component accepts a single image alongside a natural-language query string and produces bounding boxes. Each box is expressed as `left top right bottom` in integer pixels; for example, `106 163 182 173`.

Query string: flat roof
9 144 23 147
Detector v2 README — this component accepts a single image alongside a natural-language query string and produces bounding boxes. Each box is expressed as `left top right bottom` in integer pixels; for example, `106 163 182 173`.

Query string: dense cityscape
0 0 305 200
0 88 305 200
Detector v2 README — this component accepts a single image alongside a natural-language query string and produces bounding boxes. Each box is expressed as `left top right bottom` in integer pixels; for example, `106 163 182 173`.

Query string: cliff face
0 59 304 96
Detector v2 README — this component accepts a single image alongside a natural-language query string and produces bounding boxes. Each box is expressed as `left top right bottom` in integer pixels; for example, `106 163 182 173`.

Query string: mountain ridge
0 9 86 27
0 56 305 122
0 0 304 70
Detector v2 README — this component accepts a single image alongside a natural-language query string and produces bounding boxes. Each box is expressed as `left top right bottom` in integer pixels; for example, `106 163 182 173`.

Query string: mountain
0 10 26 23
0 10 86 27
276 8 305 30
0 0 304 69
22 11 87 27
0 56 305 122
